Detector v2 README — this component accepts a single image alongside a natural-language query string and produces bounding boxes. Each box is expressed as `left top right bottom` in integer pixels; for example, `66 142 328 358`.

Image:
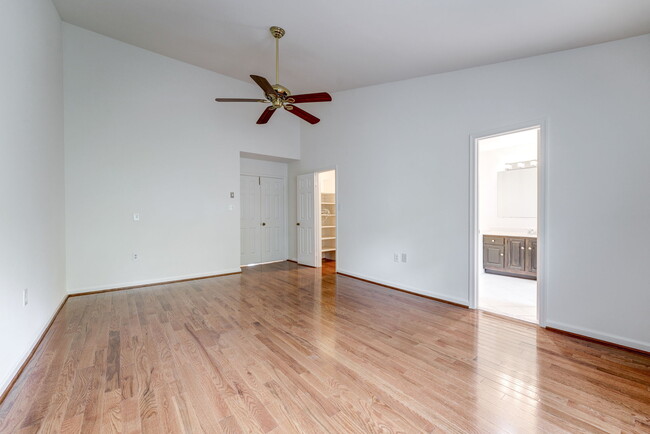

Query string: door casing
469 120 547 326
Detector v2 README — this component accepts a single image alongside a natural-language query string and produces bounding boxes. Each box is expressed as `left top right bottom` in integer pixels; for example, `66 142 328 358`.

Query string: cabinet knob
500 253 504 256
296 222 300 226
491 239 495 242
521 246 525 250
262 222 266 226
528 247 532 250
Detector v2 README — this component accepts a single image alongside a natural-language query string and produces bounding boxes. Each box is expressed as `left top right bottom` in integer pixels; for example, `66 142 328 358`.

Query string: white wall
64 24 300 293
479 143 537 234
240 157 289 179
290 34 650 350
0 0 65 394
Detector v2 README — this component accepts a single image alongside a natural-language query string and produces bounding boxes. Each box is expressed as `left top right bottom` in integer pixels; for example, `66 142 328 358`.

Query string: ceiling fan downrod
270 26 285 86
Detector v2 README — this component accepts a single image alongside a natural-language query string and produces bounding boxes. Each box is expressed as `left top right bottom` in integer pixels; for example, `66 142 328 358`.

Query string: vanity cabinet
483 235 536 279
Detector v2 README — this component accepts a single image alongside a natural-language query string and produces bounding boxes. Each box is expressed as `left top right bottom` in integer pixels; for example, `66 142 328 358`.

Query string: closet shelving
320 192 336 259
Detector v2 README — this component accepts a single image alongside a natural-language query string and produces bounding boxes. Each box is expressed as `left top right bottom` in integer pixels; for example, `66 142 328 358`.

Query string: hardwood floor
1 261 649 433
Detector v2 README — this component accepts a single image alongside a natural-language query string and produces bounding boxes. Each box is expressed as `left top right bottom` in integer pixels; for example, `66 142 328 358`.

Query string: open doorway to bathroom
476 127 539 323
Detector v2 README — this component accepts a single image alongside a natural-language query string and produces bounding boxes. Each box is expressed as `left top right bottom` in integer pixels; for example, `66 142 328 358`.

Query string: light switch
133 213 140 221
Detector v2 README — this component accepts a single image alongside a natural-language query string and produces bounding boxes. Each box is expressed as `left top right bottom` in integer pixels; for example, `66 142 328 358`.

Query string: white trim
314 167 338 272
241 260 286 267
546 320 650 353
469 119 548 326
240 172 285 179
0 293 68 398
66 267 242 294
337 269 469 306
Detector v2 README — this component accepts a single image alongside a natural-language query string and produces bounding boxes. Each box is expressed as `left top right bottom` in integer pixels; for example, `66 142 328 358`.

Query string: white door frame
468 119 548 326
316 167 338 270
297 166 339 269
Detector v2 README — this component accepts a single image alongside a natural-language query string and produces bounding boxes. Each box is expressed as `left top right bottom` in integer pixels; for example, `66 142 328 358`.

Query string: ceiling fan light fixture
214 26 332 125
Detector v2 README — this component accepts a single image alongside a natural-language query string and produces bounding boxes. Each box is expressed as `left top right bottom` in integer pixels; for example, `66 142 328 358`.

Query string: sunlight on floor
479 272 537 323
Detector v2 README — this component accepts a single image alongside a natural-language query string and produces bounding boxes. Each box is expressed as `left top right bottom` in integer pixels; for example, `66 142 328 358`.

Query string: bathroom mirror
497 168 537 217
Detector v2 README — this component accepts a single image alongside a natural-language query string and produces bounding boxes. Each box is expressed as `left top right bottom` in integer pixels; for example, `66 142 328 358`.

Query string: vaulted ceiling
53 0 650 94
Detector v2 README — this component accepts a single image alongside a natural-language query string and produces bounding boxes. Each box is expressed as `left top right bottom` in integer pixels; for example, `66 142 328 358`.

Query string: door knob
296 222 300 226
262 222 266 226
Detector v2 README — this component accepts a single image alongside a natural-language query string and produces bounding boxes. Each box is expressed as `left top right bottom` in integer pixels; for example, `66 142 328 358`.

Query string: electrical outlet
23 288 28 306
133 213 140 221
393 253 399 262
401 253 407 263
132 253 139 261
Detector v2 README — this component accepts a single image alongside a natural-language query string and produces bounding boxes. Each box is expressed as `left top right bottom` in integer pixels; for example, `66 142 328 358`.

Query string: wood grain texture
1 261 649 433
0 295 68 406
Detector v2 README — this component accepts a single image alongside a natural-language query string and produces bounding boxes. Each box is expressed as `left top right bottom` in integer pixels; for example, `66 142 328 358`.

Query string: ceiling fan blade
285 105 320 124
286 92 332 104
215 98 268 102
250 75 276 97
257 107 276 124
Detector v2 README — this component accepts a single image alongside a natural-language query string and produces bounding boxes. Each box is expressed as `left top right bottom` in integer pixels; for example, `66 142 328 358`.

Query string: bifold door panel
240 175 285 265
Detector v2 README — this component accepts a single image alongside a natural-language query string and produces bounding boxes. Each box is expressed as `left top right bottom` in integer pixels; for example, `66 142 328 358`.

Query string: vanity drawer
483 235 505 245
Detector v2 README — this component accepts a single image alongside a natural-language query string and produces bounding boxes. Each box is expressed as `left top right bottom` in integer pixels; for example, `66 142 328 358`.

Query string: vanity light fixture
505 159 538 171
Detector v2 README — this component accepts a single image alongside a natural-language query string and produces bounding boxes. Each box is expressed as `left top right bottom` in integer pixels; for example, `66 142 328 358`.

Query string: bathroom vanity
483 234 537 279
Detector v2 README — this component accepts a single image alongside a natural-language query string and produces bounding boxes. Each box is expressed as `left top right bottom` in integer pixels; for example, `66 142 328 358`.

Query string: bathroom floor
478 272 537 323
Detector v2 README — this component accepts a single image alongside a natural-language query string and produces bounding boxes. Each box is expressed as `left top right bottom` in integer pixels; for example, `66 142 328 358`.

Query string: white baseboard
336 268 469 306
66 267 242 295
0 293 68 399
545 320 650 353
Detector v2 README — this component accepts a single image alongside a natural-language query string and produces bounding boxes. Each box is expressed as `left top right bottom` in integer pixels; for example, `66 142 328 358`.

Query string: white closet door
260 177 285 262
240 175 261 265
297 173 318 267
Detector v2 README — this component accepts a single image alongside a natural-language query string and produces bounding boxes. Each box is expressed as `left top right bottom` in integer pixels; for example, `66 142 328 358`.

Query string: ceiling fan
215 26 332 125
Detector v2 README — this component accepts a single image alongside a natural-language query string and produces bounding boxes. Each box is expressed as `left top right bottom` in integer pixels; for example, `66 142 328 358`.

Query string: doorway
296 169 337 268
318 170 337 267
240 175 286 265
471 125 543 323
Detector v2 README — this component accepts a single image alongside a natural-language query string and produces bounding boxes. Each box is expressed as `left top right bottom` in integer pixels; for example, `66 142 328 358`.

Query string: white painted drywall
240 157 289 179
0 0 65 394
64 24 300 293
479 142 537 234
290 34 650 350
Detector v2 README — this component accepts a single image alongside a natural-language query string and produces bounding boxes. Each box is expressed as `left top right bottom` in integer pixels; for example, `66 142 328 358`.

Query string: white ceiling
52 0 650 94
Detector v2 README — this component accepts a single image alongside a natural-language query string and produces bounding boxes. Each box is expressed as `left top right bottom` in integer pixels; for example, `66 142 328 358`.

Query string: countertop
482 230 537 238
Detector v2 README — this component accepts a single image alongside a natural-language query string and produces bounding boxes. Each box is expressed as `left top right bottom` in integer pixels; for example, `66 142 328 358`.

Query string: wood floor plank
1 261 649 433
